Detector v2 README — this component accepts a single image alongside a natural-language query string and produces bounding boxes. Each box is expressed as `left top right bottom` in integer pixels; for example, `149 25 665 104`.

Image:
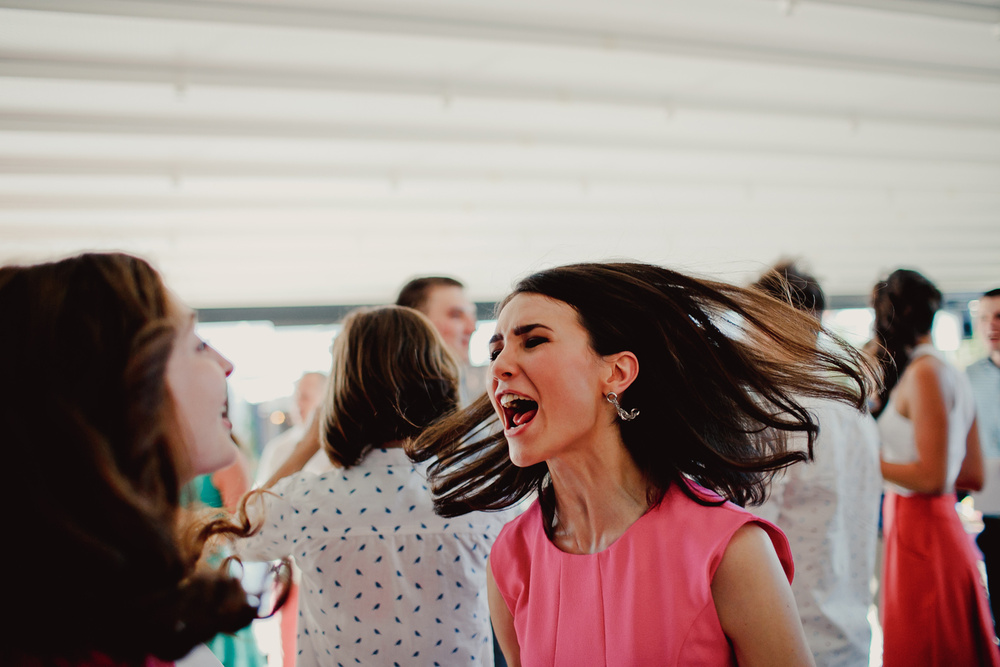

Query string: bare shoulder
712 523 787 610
908 353 944 381
711 523 813 666
896 353 946 416
714 523 778 581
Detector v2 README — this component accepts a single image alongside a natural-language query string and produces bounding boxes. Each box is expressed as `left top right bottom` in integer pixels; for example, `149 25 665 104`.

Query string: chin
193 438 238 476
507 446 542 469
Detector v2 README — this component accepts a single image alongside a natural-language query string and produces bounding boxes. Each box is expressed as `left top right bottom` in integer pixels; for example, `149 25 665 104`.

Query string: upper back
239 448 510 666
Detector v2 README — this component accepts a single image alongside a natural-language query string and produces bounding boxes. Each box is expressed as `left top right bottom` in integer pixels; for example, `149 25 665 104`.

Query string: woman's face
488 293 616 467
166 298 236 481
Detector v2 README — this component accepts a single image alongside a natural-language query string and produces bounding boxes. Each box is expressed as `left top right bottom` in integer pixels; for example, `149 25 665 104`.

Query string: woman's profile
0 253 284 666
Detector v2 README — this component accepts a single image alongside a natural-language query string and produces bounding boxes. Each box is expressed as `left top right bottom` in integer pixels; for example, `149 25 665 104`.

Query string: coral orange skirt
881 491 1000 667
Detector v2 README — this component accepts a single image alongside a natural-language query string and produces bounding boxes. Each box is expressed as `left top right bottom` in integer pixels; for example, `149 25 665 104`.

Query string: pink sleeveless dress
490 481 793 666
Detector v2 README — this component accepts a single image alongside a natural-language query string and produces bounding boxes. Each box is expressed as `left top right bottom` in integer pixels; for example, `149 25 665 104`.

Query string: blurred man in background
969 289 1000 628
397 276 485 403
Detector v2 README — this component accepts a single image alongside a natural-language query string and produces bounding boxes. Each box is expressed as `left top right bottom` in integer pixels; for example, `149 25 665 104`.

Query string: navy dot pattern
239 448 509 667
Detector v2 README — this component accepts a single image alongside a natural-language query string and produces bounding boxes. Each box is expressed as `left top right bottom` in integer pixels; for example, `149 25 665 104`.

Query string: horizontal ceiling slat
0 0 996 307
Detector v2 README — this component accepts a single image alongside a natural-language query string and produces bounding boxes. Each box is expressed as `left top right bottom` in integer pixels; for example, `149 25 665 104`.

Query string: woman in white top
236 306 508 667
870 268 998 667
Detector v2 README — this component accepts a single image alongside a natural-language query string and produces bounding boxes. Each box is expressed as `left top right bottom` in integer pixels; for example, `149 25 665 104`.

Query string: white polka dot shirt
238 447 508 667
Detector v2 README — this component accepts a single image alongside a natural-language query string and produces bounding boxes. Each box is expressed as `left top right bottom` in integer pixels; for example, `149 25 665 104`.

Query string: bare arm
712 524 814 667
263 413 322 489
880 357 950 494
956 417 985 492
487 557 521 667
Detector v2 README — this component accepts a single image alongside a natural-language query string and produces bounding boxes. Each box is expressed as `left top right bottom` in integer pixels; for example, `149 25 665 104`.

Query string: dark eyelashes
489 336 547 361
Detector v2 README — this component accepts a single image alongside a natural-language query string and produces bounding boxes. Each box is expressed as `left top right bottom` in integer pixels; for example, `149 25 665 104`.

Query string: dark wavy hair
408 262 875 529
321 306 460 468
0 253 263 666
870 268 942 418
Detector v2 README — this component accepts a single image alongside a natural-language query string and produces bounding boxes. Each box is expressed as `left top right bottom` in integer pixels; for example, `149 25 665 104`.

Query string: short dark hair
410 262 873 525
396 276 465 313
321 306 460 468
752 261 826 315
984 288 1000 299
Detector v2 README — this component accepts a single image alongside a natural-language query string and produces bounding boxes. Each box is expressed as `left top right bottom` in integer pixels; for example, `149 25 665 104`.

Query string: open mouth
499 393 538 430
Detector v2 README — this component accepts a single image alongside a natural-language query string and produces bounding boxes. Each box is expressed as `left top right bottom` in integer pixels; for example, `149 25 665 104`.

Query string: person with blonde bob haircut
235 306 510 667
0 253 287 667
409 261 877 667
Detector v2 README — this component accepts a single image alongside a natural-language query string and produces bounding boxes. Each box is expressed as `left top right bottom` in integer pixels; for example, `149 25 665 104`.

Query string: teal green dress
183 475 266 667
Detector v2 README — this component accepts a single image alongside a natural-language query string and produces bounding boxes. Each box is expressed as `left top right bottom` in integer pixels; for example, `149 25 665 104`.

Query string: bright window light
469 320 497 367
823 309 874 348
932 311 961 352
196 321 338 405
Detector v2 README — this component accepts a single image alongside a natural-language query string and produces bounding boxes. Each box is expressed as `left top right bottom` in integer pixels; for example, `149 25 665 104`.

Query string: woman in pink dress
870 268 998 667
411 262 875 666
0 253 287 667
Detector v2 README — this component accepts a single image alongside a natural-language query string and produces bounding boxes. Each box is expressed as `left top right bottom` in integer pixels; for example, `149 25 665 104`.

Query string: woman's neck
379 439 406 449
546 438 651 555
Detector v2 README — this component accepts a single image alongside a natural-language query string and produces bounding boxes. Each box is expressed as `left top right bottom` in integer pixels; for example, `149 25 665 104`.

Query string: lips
498 392 538 430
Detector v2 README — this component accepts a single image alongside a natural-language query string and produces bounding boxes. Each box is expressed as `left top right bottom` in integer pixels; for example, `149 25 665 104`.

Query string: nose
212 345 234 377
463 313 477 336
491 345 515 379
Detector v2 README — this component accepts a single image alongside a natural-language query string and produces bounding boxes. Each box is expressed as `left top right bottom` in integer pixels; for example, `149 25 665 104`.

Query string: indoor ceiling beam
1 110 998 165
2 53 999 130
801 0 1000 23
2 1 998 82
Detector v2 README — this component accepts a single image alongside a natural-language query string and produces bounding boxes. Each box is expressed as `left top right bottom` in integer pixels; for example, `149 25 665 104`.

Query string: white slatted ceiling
0 0 998 308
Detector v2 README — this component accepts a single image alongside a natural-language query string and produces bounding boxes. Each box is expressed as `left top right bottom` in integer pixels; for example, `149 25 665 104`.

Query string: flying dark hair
0 253 263 665
408 262 875 529
396 276 465 313
752 261 826 315
321 306 460 468
870 268 943 418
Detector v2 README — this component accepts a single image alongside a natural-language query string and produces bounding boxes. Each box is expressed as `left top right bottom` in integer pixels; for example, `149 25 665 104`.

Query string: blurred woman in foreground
0 253 284 666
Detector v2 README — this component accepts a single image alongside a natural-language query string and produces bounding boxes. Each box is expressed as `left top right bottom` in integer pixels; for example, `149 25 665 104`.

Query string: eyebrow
488 323 551 345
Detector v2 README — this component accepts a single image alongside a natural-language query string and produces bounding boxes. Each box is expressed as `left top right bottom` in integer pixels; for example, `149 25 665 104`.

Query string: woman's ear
602 351 639 396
